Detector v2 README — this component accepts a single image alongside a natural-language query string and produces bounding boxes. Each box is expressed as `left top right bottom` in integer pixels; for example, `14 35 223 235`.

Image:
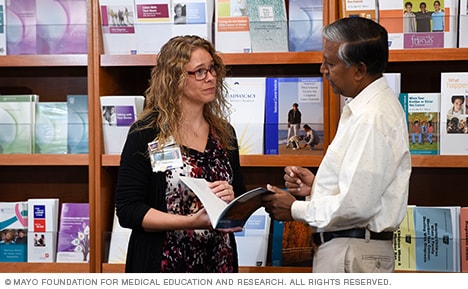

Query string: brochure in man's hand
179 176 273 229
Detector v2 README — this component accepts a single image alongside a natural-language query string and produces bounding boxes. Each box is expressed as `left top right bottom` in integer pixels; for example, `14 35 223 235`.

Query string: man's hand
261 185 295 221
284 166 314 197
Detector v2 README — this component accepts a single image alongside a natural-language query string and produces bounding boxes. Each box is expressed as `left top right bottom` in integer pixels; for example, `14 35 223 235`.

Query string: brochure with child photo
179 176 272 229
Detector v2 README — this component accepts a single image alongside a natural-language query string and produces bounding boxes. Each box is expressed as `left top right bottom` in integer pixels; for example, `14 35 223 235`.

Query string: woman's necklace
188 120 206 138
193 123 202 137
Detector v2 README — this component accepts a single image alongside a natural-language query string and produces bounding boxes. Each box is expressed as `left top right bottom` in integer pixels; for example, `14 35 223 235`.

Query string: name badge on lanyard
148 137 183 172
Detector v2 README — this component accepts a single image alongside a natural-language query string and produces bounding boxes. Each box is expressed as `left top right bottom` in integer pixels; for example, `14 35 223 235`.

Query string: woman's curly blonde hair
138 35 235 150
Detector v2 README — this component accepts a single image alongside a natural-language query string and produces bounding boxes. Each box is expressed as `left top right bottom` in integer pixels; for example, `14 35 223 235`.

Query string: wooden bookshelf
100 48 468 67
2 0 468 274
101 264 311 273
0 263 89 273
0 155 88 166
102 154 468 168
0 55 87 67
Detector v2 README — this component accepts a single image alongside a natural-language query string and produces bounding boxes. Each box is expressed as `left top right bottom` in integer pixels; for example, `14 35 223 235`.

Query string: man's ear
354 62 367 80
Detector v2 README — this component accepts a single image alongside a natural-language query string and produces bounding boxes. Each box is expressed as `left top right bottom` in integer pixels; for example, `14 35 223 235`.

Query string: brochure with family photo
440 72 468 155
179 176 272 229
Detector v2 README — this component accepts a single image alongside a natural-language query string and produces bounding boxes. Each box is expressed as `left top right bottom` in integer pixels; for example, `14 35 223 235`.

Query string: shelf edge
0 154 89 166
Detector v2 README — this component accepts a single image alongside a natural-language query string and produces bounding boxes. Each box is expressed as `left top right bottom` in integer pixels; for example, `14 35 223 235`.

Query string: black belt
312 228 394 247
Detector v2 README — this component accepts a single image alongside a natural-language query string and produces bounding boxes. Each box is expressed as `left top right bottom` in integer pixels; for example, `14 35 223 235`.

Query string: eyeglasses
186 65 218 81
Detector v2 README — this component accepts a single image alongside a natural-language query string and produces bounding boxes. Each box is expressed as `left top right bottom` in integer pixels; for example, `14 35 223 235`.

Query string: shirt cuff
291 200 310 222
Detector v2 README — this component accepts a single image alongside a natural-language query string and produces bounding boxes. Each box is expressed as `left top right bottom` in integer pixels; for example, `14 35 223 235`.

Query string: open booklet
179 176 273 229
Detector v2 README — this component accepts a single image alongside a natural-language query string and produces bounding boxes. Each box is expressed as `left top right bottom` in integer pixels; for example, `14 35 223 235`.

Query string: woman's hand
192 208 242 233
208 180 235 203
191 208 213 229
217 226 243 233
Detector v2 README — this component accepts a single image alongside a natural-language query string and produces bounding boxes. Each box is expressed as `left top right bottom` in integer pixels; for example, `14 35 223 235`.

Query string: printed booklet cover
288 0 323 52
399 92 440 155
225 77 266 155
108 209 131 264
440 72 468 155
35 102 68 154
100 95 145 154
0 0 6 55
0 201 28 262
0 94 39 154
339 0 378 21
99 0 137 54
460 0 468 47
265 77 324 155
246 0 288 52
234 207 270 266
56 203 90 263
67 94 88 154
27 198 59 263
179 176 272 229
378 0 459 49
170 0 214 44
133 0 172 54
6 0 37 55
36 0 87 54
413 206 460 272
393 205 416 271
214 0 251 53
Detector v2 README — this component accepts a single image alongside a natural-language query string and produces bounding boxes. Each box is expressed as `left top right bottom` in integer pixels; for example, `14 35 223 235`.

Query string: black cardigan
115 116 246 272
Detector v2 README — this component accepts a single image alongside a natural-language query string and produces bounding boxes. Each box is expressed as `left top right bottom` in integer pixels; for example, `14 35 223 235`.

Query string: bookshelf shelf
100 51 324 67
101 263 311 273
0 55 88 67
2 0 467 274
0 154 89 166
100 48 468 67
100 264 416 273
410 155 468 168
102 154 468 168
101 154 324 167
0 263 89 273
390 48 468 62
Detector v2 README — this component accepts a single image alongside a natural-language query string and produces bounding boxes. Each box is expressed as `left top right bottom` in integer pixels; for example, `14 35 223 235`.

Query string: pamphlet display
99 0 138 54
0 94 39 154
225 77 266 155
234 208 270 266
56 203 90 263
214 0 251 53
27 198 59 263
35 102 68 154
100 95 145 154
67 95 88 154
0 202 28 262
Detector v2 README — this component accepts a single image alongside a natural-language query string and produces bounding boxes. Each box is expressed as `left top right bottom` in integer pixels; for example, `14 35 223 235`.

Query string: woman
302 124 316 150
403 1 417 33
173 3 186 24
115 35 246 273
431 0 444 32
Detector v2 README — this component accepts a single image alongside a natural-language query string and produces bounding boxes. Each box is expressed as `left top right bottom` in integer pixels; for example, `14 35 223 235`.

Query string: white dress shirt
291 76 412 233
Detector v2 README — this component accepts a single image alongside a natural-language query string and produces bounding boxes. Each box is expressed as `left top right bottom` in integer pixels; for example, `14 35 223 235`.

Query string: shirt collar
345 76 389 116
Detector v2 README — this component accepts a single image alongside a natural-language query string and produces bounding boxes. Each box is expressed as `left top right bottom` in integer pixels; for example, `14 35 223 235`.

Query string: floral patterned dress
160 133 235 272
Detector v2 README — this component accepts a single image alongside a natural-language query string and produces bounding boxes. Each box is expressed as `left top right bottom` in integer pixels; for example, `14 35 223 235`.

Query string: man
287 103 301 147
415 2 432 32
262 17 411 273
